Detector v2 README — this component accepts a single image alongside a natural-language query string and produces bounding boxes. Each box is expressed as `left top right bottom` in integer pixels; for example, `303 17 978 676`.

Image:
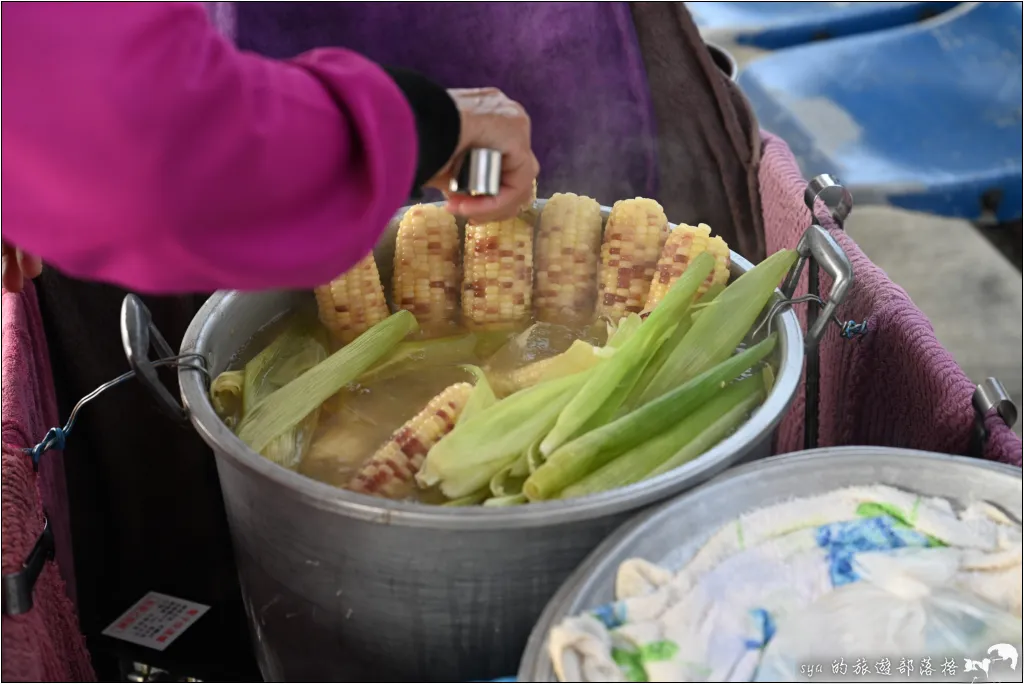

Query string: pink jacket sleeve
0 2 418 293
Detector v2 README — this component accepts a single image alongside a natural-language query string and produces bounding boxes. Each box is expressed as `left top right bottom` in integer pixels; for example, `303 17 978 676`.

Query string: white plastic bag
755 548 1023 682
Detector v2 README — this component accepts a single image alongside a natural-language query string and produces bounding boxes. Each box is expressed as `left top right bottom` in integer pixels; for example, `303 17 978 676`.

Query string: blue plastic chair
689 2 956 50
738 1 1023 223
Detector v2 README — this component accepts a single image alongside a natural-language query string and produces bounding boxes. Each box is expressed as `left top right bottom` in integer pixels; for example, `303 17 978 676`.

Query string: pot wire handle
120 294 205 423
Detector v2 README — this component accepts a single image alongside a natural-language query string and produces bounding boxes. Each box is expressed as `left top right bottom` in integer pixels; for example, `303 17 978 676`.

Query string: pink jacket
1 2 417 293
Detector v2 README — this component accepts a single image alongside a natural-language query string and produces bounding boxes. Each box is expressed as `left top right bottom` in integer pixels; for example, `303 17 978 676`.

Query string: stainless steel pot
128 202 811 681
518 447 1024 682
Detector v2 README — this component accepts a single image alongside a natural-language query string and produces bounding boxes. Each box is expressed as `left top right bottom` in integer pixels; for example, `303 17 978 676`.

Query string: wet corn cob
533 193 603 323
595 198 670 321
392 204 461 331
644 223 731 312
314 253 391 344
462 217 534 329
348 382 473 499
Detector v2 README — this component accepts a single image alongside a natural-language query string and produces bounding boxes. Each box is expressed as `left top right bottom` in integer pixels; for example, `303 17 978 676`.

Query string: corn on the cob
392 204 461 331
348 382 473 499
533 193 603 323
462 217 534 329
644 223 730 312
314 253 390 344
595 198 669 322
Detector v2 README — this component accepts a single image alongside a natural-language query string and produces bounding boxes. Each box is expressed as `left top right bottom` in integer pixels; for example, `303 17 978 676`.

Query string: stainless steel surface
781 224 855 349
975 376 1019 429
804 173 853 228
175 202 806 681
449 147 502 197
519 447 1023 682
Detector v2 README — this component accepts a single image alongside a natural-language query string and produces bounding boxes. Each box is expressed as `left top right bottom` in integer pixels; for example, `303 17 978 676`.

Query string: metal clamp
121 295 195 422
2 517 54 616
449 148 502 197
779 175 857 350
767 175 865 451
970 377 1019 458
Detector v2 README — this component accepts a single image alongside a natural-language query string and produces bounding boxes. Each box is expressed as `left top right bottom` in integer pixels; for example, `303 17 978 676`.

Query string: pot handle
780 174 862 350
120 294 192 422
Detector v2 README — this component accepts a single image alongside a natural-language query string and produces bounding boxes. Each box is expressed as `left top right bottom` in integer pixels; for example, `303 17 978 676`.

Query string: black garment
384 66 462 191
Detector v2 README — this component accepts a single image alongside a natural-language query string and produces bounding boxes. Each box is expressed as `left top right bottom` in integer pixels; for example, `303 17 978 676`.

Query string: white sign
102 591 210 652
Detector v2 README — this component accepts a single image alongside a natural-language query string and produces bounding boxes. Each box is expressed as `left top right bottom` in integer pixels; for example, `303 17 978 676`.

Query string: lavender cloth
229 1 660 205
758 132 1022 467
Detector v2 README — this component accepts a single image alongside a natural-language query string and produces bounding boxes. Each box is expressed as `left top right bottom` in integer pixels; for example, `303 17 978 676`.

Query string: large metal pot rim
178 211 804 530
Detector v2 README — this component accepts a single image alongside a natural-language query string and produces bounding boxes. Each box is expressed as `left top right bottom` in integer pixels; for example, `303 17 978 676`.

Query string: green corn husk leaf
622 317 693 411
688 281 726 311
237 310 418 454
416 371 589 498
458 365 498 425
241 321 327 413
442 488 491 506
637 248 797 406
540 253 716 457
524 334 776 501
648 372 769 478
606 313 642 348
762 363 776 396
560 375 765 499
492 339 609 396
358 333 477 385
483 493 528 507
526 437 545 474
210 370 245 429
620 284 724 410
490 452 529 497
236 322 328 469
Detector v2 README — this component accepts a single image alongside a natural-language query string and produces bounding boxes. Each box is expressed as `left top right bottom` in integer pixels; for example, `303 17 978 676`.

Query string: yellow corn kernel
314 253 391 344
348 382 473 499
644 223 731 312
462 217 534 329
392 204 461 332
533 193 603 323
595 198 669 321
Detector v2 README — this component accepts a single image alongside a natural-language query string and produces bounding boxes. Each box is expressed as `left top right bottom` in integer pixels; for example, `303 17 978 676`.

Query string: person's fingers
19 252 43 279
2 256 25 293
448 154 538 222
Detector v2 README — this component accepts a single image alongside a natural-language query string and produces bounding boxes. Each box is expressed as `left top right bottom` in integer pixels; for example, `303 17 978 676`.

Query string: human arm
1 3 532 294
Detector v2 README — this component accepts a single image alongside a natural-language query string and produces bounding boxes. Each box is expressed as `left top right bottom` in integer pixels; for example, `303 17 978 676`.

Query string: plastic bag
755 547 1023 682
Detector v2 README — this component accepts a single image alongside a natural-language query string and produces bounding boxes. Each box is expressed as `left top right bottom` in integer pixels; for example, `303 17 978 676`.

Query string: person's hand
2 241 43 293
427 88 539 222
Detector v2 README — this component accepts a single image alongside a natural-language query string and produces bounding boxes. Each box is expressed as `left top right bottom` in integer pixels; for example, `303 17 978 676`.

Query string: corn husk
636 248 797 405
560 374 765 499
458 365 498 425
524 334 776 501
358 333 477 385
416 372 589 498
210 370 245 429
237 310 418 454
539 252 716 457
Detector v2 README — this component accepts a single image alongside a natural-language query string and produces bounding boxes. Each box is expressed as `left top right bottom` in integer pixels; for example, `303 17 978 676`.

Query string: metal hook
753 294 869 342
805 174 853 229
21 354 208 468
2 517 54 616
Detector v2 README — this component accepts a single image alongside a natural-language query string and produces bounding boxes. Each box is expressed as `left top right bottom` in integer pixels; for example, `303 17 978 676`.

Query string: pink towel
1 281 94 682
759 132 1022 467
